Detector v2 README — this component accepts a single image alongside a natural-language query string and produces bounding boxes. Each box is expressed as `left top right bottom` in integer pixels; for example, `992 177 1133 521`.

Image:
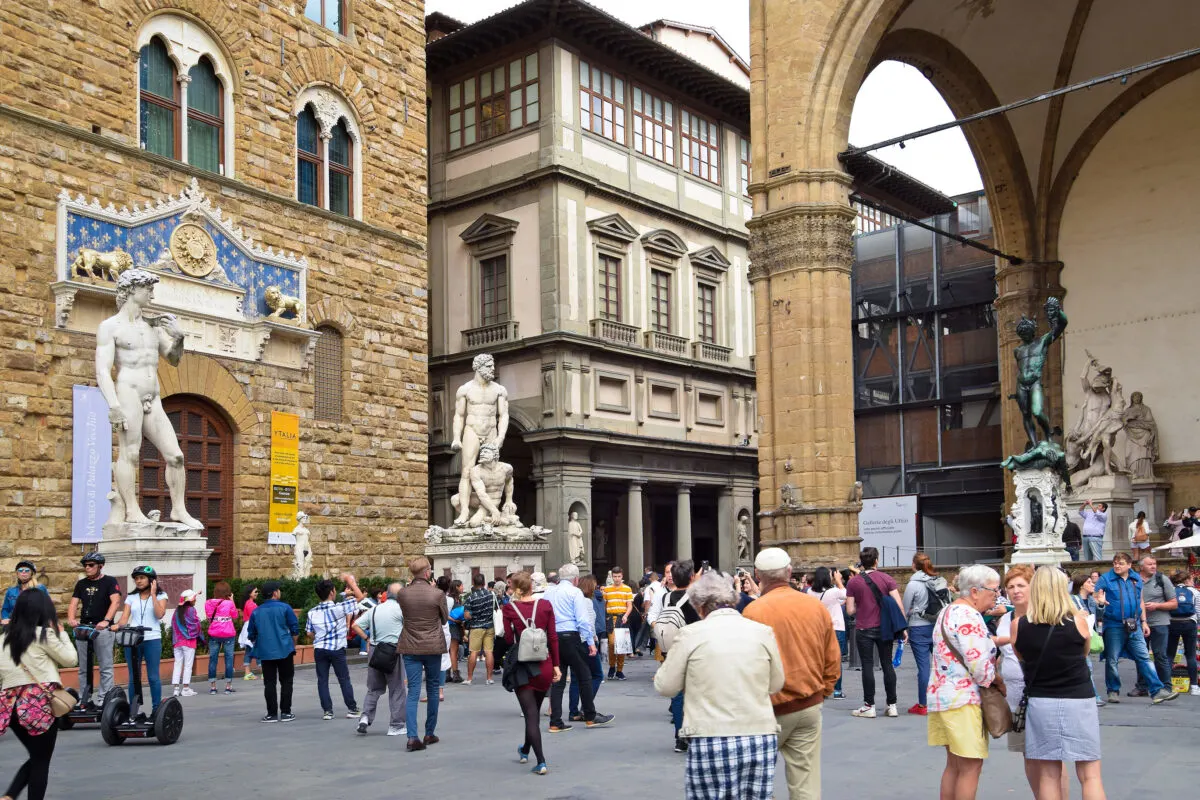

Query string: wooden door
139 396 234 577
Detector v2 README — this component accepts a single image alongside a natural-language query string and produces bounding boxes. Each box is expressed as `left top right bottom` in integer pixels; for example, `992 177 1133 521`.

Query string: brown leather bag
940 611 1011 738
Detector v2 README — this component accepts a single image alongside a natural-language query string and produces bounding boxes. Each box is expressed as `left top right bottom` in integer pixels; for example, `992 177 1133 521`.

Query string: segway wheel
100 695 129 746
58 689 80 730
153 696 184 745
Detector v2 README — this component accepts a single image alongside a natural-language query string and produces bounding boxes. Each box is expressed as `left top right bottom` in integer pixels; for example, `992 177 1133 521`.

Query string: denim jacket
246 599 298 661
1095 570 1142 624
2 584 48 621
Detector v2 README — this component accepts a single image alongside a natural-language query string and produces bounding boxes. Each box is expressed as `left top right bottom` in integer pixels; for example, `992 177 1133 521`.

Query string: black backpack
920 578 951 623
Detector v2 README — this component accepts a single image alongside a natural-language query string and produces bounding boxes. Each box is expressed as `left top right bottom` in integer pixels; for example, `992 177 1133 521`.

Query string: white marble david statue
95 268 202 529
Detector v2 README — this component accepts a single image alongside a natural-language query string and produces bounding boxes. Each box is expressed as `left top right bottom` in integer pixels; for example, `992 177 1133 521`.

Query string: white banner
858 495 919 566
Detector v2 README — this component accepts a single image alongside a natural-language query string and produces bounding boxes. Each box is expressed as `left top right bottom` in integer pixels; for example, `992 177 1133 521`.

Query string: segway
62 624 124 729
100 626 183 745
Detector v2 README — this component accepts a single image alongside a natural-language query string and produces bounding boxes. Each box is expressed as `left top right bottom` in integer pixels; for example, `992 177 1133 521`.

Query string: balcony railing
463 320 520 350
644 330 689 356
590 318 640 347
693 341 733 364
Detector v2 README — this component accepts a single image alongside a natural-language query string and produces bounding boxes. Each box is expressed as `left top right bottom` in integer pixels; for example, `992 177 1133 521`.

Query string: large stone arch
118 1 250 83
279 48 382 133
156 352 258 435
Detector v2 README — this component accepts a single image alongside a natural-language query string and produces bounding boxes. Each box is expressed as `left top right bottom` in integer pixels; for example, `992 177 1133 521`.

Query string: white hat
178 589 199 603
754 547 792 572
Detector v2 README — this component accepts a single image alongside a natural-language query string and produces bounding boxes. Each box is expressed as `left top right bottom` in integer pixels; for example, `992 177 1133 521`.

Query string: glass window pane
297 159 318 206
580 61 589 88
510 60 521 87
526 83 537 104
481 70 491 97
305 0 321 24
297 105 320 154
579 91 589 129
464 125 476 146
449 130 461 150
187 60 221 117
494 67 505 91
526 53 538 80
329 119 351 166
464 107 475 126
512 107 522 129
510 89 522 112
464 79 475 105
854 318 899 408
526 101 538 124
901 223 936 309
852 227 897 317
615 78 624 100
449 111 461 132
187 118 220 173
592 67 600 90
139 39 175 99
140 100 174 157
326 0 340 32
633 88 642 112
329 171 350 216
450 83 461 110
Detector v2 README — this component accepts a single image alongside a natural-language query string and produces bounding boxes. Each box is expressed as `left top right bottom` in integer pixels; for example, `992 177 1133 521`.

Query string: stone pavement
3 652 1196 798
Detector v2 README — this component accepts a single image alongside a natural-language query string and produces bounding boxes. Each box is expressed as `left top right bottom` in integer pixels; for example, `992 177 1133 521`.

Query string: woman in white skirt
1011 567 1107 800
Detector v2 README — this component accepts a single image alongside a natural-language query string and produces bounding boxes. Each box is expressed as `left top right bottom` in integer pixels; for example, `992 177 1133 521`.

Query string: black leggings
6 709 58 800
516 687 547 764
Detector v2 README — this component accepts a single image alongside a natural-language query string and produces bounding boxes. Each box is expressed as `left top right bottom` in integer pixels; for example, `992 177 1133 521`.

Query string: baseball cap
754 547 792 571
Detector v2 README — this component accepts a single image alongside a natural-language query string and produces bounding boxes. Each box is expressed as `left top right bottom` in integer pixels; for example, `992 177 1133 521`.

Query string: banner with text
268 411 300 541
858 495 919 567
71 385 112 544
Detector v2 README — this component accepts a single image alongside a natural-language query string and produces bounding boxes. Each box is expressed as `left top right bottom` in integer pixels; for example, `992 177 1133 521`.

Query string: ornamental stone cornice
746 204 856 282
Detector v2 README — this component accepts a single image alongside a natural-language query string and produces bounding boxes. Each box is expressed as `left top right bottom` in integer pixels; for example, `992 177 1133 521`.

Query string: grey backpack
513 598 548 662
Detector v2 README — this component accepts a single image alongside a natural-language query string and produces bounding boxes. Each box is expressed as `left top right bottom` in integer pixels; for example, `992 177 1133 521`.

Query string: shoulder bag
1010 621 1056 734
366 607 399 673
492 593 505 638
512 599 548 662
19 662 74 718
862 571 908 641
939 610 1011 738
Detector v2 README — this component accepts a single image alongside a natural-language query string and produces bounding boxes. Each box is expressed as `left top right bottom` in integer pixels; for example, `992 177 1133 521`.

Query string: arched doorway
139 396 234 577
499 425 536 526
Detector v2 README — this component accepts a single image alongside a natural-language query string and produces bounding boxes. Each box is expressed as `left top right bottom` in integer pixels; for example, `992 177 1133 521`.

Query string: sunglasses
83 562 100 568
16 568 32 573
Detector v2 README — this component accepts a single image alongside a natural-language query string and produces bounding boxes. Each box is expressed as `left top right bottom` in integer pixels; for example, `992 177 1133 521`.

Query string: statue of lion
71 248 134 283
264 285 304 321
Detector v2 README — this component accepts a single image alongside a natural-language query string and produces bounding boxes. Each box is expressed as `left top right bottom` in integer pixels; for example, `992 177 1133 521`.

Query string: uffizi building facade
0 0 428 596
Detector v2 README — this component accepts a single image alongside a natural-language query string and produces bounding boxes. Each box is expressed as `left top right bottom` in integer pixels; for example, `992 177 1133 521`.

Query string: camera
1123 618 1138 633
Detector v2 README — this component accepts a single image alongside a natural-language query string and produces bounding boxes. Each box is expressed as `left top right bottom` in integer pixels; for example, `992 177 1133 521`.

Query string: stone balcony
693 341 733 364
590 318 640 347
463 320 520 350
644 330 689 356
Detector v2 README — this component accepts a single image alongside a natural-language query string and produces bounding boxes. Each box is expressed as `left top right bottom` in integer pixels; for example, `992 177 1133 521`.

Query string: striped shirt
603 582 634 618
306 597 361 650
462 589 495 630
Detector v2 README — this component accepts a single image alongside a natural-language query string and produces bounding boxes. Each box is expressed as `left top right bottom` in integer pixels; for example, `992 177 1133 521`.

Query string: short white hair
956 564 1001 597
686 571 738 613
558 563 580 582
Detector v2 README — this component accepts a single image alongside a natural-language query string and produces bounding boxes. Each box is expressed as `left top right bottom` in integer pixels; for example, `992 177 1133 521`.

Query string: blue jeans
244 644 257 668
1083 538 1103 561
834 630 847 692
125 640 162 711
1135 625 1171 691
314 647 357 713
908 624 934 706
1066 545 1080 562
403 654 442 739
1102 623 1163 694
670 691 684 734
569 649 604 715
208 637 235 681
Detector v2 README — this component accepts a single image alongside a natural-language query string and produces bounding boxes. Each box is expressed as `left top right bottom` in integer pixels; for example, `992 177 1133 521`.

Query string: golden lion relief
71 248 135 283
264 285 304 321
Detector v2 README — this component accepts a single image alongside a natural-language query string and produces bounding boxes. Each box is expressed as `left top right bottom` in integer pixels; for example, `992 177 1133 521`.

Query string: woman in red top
502 571 560 775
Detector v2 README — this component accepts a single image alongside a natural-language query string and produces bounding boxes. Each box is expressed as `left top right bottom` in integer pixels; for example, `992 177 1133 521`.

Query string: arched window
187 58 223 173
328 118 353 217
139 37 178 158
313 325 344 422
297 104 323 208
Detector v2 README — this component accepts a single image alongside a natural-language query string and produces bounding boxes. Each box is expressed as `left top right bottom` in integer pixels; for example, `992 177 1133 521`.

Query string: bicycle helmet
80 552 105 566
131 565 157 582
15 560 36 573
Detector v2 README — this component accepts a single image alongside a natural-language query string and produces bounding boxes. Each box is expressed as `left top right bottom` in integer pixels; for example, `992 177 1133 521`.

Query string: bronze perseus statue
1013 296 1068 451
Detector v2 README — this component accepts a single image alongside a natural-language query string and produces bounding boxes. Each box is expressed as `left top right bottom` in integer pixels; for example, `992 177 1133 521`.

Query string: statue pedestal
424 524 550 582
1066 474 1135 559
1132 479 1171 528
100 521 211 600
1009 467 1072 567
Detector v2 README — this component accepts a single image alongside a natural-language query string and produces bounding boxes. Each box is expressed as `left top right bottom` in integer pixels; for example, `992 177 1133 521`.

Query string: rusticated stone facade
0 0 428 596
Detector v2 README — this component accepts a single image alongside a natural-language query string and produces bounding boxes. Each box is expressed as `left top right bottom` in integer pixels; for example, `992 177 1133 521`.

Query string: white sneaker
486 679 494 685
851 704 876 718
181 687 197 697
387 726 405 736
1191 686 1200 696
172 688 181 697
885 704 898 718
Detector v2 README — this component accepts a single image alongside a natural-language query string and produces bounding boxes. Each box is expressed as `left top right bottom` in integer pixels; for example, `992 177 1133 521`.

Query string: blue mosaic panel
66 210 301 320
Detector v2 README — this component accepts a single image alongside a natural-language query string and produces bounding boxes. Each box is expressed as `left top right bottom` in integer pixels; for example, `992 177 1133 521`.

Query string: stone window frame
587 214 638 325
646 378 682 421
694 386 727 427
460 213 520 328
689 246 731 346
641 230 687 336
594 369 632 415
292 86 364 220
135 15 237 177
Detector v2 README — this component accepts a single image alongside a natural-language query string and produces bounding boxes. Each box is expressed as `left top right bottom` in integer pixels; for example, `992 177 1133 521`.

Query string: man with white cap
742 547 840 800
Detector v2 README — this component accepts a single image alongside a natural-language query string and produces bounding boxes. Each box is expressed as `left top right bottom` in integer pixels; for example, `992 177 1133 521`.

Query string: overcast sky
427 0 983 197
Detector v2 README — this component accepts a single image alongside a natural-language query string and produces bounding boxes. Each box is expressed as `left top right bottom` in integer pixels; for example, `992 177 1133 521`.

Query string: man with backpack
844 547 907 719
653 560 701 753
1166 569 1199 695
1131 556 1176 696
742 548 840 800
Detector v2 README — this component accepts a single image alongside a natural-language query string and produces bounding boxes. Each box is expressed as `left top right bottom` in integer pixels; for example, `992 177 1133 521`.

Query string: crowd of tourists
0 542 1196 800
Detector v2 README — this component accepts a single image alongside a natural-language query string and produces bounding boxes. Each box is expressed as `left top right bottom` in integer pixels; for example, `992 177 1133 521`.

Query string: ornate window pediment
460 213 519 247
640 229 687 259
689 245 731 277
587 213 638 244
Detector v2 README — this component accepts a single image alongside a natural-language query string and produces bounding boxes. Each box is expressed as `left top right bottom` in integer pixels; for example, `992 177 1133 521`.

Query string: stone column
676 484 693 562
995 260 1065 503
748 198 862 567
627 481 645 573
177 74 191 161
717 487 734 571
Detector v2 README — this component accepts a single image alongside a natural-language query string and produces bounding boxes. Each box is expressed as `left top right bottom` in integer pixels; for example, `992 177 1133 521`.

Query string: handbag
512 599 548 662
861 570 908 641
366 608 399 672
19 663 74 718
940 611 1012 738
613 627 633 655
1010 623 1056 734
492 594 504 638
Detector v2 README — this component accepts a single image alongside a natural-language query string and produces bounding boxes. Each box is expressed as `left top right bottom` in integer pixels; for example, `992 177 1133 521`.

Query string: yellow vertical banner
268 411 300 536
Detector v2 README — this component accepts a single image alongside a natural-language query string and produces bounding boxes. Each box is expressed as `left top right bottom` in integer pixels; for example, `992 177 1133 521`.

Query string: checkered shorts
685 734 778 800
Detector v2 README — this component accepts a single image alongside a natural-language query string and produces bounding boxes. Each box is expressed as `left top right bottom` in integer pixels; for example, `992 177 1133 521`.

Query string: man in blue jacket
247 581 300 722
1094 553 1177 705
